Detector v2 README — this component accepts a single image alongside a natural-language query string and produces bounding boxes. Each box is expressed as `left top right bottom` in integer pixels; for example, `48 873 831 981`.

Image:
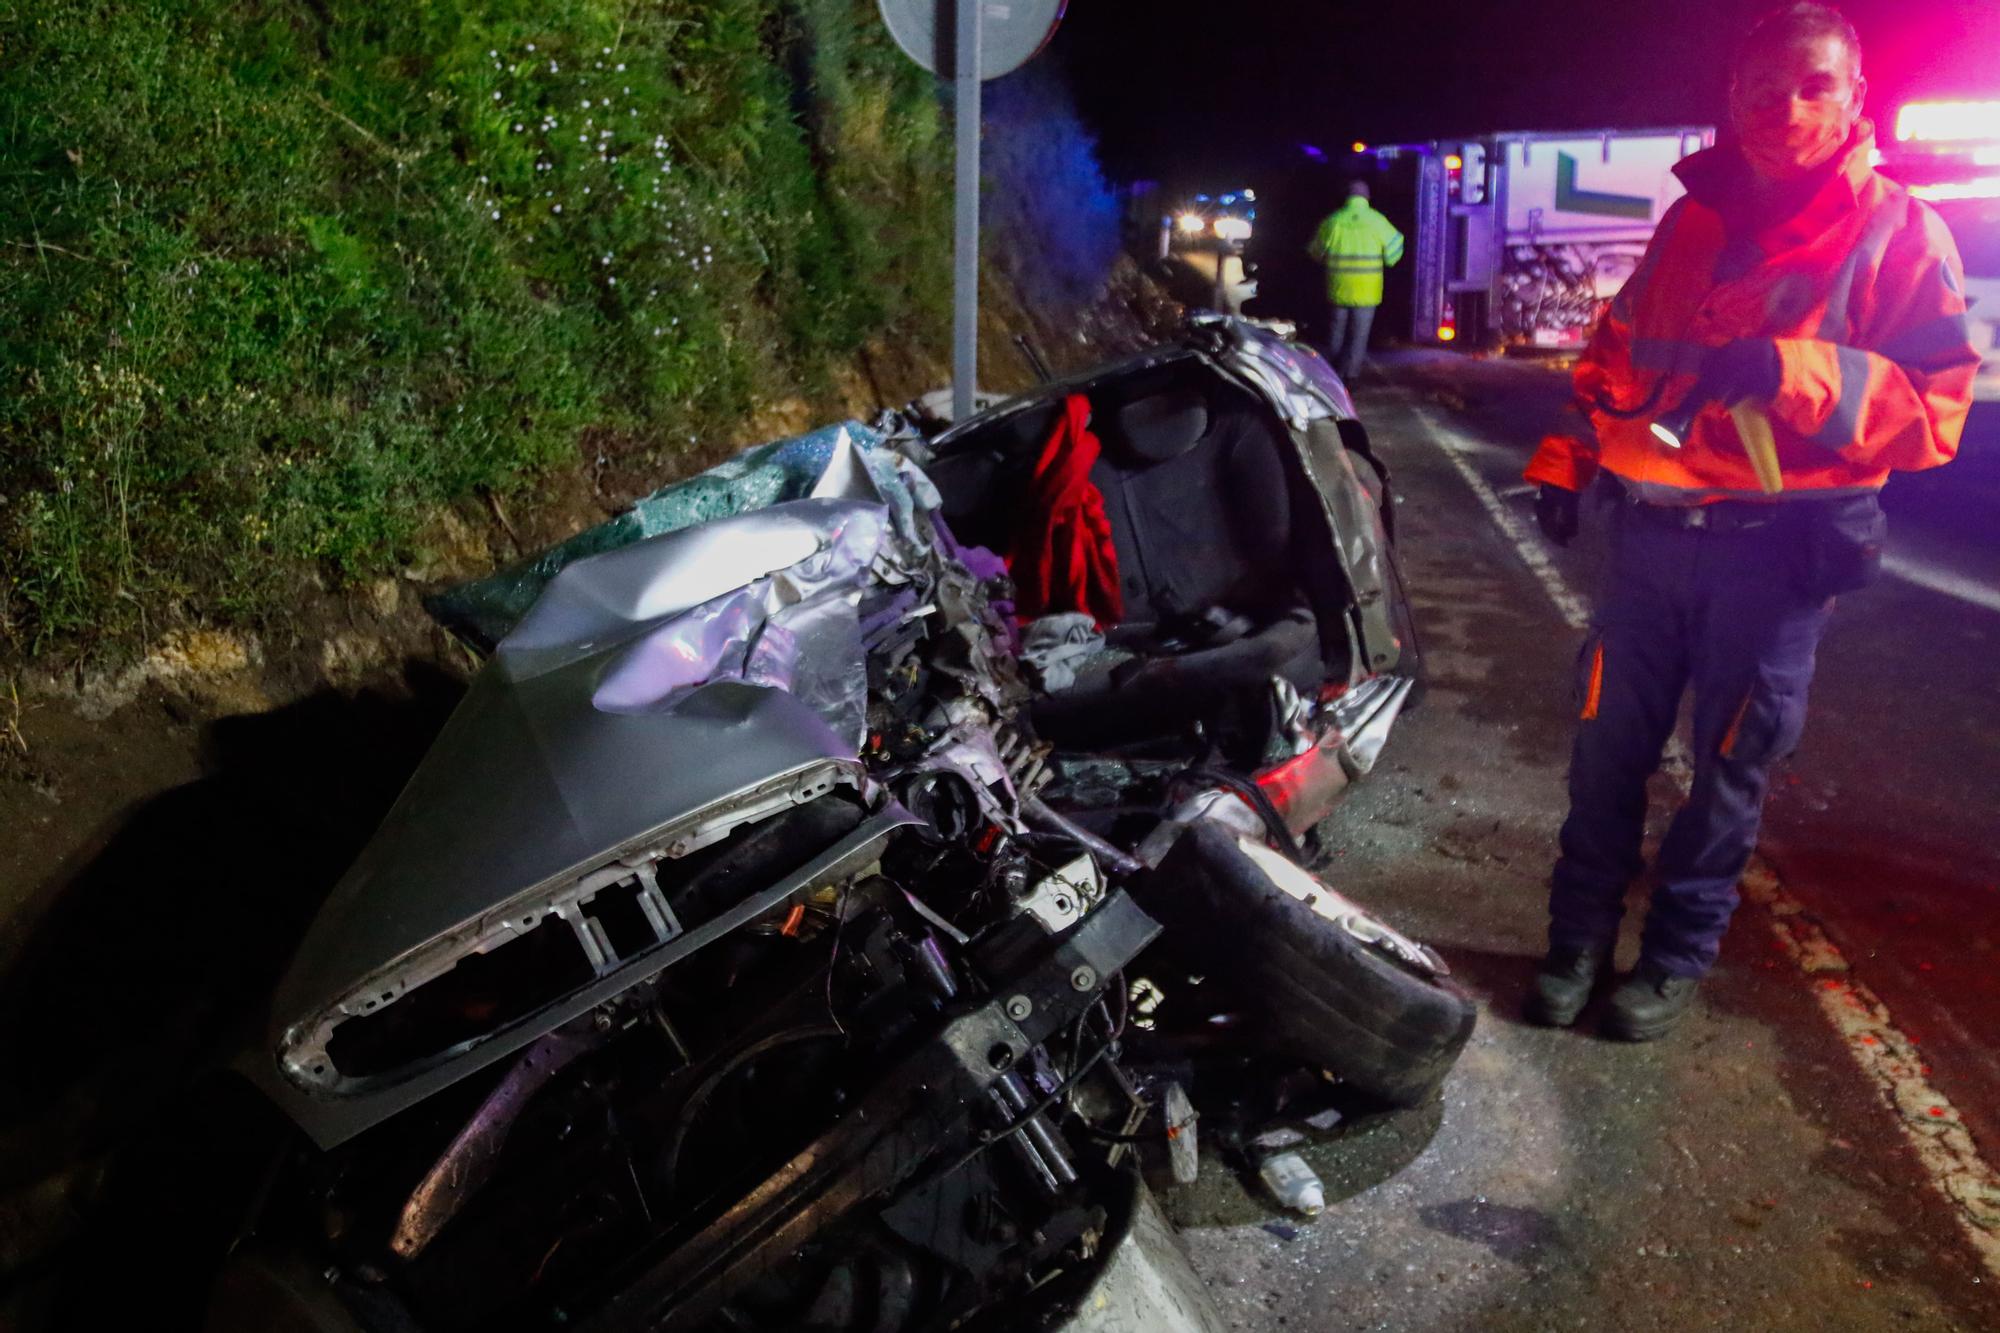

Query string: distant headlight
1175 212 1208 234
1213 217 1253 241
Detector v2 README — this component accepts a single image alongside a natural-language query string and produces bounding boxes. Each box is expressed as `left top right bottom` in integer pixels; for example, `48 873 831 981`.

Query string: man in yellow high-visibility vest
1308 181 1405 382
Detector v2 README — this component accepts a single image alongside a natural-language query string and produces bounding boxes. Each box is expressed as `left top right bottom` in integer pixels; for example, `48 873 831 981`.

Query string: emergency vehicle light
1352 141 1368 153
1909 175 2000 202
1895 101 2000 144
1445 154 1463 171
1437 325 1457 342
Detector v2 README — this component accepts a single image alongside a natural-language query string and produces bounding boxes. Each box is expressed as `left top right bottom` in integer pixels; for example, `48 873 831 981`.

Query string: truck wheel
1145 821 1473 1106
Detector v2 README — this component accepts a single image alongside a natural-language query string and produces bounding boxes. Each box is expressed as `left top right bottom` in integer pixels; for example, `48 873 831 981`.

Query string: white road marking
1883 551 2000 614
1401 391 2000 1280
1403 401 1591 632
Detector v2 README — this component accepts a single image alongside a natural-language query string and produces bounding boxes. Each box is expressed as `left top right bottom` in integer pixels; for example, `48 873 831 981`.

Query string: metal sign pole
952 0 981 423
877 0 1059 419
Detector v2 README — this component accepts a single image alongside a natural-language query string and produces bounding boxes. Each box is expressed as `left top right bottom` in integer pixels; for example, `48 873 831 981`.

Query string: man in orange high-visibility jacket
1524 2 1980 1040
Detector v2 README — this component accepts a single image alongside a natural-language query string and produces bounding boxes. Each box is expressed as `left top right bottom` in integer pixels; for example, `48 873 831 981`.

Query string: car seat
1028 384 1325 762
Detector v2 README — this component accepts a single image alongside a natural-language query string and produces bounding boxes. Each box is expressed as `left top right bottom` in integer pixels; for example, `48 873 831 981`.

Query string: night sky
1046 0 2000 191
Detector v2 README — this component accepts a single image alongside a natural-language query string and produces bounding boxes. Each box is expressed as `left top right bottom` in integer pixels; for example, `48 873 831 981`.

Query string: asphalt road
1174 352 2000 1330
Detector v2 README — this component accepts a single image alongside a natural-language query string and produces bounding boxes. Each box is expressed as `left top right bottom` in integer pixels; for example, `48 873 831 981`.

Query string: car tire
1144 821 1474 1106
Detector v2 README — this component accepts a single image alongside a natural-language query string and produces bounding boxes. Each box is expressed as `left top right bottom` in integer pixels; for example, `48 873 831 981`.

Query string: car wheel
1144 821 1473 1107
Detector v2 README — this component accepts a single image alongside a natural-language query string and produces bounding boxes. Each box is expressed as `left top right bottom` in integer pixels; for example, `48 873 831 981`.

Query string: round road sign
877 0 1067 80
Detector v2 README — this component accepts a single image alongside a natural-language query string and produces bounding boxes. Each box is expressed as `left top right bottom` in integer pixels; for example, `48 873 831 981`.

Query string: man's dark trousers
1328 304 1376 382
1549 500 1834 977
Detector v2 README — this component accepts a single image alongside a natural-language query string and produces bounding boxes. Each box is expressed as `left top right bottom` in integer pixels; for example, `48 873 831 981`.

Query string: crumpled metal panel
260 803 912 1148
509 497 887 746
269 676 861 1049
428 423 937 652
262 484 928 1144
590 583 870 747
1191 318 1403 677
1189 314 1359 428
1298 416 1401 674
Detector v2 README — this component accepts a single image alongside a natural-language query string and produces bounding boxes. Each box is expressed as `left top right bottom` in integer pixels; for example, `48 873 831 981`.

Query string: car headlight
1212 217 1253 241
1175 212 1207 234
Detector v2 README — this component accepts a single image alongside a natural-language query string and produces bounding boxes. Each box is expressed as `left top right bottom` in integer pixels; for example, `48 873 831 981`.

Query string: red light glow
1254 737 1350 836
1896 101 2000 144
1437 325 1458 342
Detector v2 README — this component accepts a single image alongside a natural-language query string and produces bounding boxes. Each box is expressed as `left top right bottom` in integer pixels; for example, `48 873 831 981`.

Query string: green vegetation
0 0 956 651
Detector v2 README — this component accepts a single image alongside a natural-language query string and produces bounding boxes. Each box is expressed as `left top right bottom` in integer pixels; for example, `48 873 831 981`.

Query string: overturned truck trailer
1371 126 1714 348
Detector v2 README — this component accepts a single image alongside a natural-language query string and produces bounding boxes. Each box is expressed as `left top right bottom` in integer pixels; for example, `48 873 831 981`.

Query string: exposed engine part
390 1018 606 1259
1012 854 1104 934
1022 794 1144 877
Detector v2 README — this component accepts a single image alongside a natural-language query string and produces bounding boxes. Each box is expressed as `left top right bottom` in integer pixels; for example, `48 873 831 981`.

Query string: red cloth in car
1009 393 1123 628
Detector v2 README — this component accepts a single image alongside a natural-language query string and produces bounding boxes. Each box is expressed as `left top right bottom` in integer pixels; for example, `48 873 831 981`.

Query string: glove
1694 338 1783 409
1535 485 1580 547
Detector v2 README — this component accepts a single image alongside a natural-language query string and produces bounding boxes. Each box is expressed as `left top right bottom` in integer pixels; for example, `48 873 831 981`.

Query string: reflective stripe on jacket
1525 123 1980 503
1310 200 1405 307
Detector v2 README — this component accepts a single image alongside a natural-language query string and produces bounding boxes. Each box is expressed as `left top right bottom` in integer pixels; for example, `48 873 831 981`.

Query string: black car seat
1029 384 1325 760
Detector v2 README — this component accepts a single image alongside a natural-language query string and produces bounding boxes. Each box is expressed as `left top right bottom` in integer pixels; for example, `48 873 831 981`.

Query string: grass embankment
0 0 960 653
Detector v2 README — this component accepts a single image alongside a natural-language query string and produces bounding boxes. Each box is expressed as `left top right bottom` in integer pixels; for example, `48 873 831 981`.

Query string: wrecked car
210 316 1473 1332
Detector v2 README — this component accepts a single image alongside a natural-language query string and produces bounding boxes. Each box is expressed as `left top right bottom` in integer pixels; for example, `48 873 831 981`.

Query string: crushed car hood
258 480 927 1145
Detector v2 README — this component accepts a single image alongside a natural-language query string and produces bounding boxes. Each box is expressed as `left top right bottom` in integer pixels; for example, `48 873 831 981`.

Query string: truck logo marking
1554 152 1656 220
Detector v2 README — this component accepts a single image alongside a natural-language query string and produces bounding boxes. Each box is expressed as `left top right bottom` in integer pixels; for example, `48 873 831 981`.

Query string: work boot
1603 962 1700 1041
1525 945 1608 1028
